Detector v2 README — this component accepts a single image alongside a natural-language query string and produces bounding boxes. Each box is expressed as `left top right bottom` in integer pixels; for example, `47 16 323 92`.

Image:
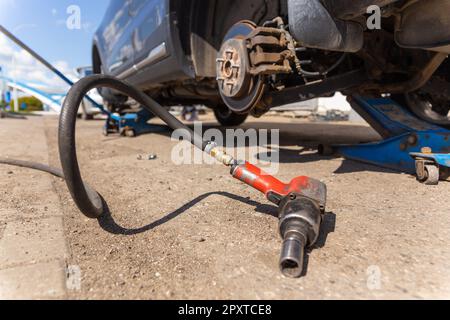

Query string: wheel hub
216 40 248 98
215 21 265 115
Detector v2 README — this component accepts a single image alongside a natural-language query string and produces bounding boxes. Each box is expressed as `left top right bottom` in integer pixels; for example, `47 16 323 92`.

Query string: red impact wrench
205 142 327 277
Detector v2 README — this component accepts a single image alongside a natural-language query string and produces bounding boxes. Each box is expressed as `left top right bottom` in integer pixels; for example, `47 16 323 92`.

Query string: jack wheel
417 164 440 185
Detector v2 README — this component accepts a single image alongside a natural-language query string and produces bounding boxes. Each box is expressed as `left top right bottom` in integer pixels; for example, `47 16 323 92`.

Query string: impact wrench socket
278 195 322 277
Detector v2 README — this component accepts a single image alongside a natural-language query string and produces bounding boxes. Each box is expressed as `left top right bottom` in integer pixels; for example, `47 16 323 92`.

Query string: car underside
93 0 450 127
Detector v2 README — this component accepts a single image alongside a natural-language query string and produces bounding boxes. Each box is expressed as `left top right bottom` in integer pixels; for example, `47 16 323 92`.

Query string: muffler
395 0 450 53
287 0 364 52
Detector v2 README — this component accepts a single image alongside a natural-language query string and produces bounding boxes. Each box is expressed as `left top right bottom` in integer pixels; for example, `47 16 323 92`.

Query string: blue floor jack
103 108 167 137
330 96 450 185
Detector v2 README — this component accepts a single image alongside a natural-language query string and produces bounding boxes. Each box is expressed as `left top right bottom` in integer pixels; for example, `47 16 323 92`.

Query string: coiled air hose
59 74 208 219
0 75 209 220
2 74 327 277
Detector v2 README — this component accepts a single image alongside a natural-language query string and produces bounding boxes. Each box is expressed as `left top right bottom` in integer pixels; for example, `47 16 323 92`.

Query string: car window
129 0 147 16
102 1 131 53
137 1 165 41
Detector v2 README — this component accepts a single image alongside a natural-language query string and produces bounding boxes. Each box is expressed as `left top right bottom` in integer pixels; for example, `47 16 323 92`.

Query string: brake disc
216 21 266 114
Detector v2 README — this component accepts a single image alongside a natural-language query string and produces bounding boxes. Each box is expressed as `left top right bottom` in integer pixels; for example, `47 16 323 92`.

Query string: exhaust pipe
278 195 323 277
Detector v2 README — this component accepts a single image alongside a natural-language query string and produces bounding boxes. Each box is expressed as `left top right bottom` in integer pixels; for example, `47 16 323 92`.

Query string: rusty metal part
395 0 450 53
261 69 368 111
415 159 440 185
215 21 266 114
216 21 297 84
246 26 295 76
371 53 448 94
216 39 251 98
215 19 305 114
422 77 450 101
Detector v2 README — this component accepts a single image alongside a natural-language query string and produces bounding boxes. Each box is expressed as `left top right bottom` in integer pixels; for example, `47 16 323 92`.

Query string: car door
129 0 168 73
102 0 135 78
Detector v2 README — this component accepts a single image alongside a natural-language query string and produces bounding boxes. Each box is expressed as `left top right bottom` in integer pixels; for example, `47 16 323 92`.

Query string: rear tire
214 105 248 127
93 49 128 110
392 93 450 129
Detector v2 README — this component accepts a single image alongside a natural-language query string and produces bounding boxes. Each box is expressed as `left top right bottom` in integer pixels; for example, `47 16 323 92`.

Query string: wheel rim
405 92 450 126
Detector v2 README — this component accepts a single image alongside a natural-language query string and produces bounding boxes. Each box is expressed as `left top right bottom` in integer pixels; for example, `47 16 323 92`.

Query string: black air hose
59 75 208 219
0 158 64 178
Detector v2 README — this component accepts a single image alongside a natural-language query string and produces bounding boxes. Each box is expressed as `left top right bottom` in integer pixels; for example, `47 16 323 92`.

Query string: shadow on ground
98 119 400 176
0 112 30 119
98 190 337 277
98 191 278 236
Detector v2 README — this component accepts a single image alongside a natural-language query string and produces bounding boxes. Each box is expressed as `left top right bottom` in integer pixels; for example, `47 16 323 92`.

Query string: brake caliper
216 19 297 115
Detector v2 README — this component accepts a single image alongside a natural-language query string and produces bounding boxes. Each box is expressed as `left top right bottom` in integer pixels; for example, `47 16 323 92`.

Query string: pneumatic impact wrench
206 143 327 278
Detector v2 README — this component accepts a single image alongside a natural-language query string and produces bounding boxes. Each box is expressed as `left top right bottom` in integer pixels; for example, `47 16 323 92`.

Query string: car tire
82 113 94 121
94 55 128 109
392 93 450 129
214 105 248 127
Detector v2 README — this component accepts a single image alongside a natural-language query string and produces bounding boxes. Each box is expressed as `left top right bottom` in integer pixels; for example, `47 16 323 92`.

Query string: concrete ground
1 113 449 299
0 116 68 299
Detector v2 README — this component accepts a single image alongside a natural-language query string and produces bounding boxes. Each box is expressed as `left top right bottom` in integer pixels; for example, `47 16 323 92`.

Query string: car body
93 0 450 127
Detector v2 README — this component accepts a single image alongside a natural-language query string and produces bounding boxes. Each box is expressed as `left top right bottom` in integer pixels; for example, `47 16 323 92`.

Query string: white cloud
0 33 15 59
0 0 17 9
0 0 18 22
0 33 77 93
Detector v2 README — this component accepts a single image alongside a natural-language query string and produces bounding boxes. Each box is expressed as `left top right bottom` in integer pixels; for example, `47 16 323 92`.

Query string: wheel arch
173 0 285 78
92 43 102 75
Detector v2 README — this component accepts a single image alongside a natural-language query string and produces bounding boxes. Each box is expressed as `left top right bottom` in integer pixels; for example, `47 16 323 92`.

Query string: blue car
93 0 450 127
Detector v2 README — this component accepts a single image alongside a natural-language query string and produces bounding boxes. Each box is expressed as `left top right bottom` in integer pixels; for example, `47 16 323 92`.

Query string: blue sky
0 0 110 89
